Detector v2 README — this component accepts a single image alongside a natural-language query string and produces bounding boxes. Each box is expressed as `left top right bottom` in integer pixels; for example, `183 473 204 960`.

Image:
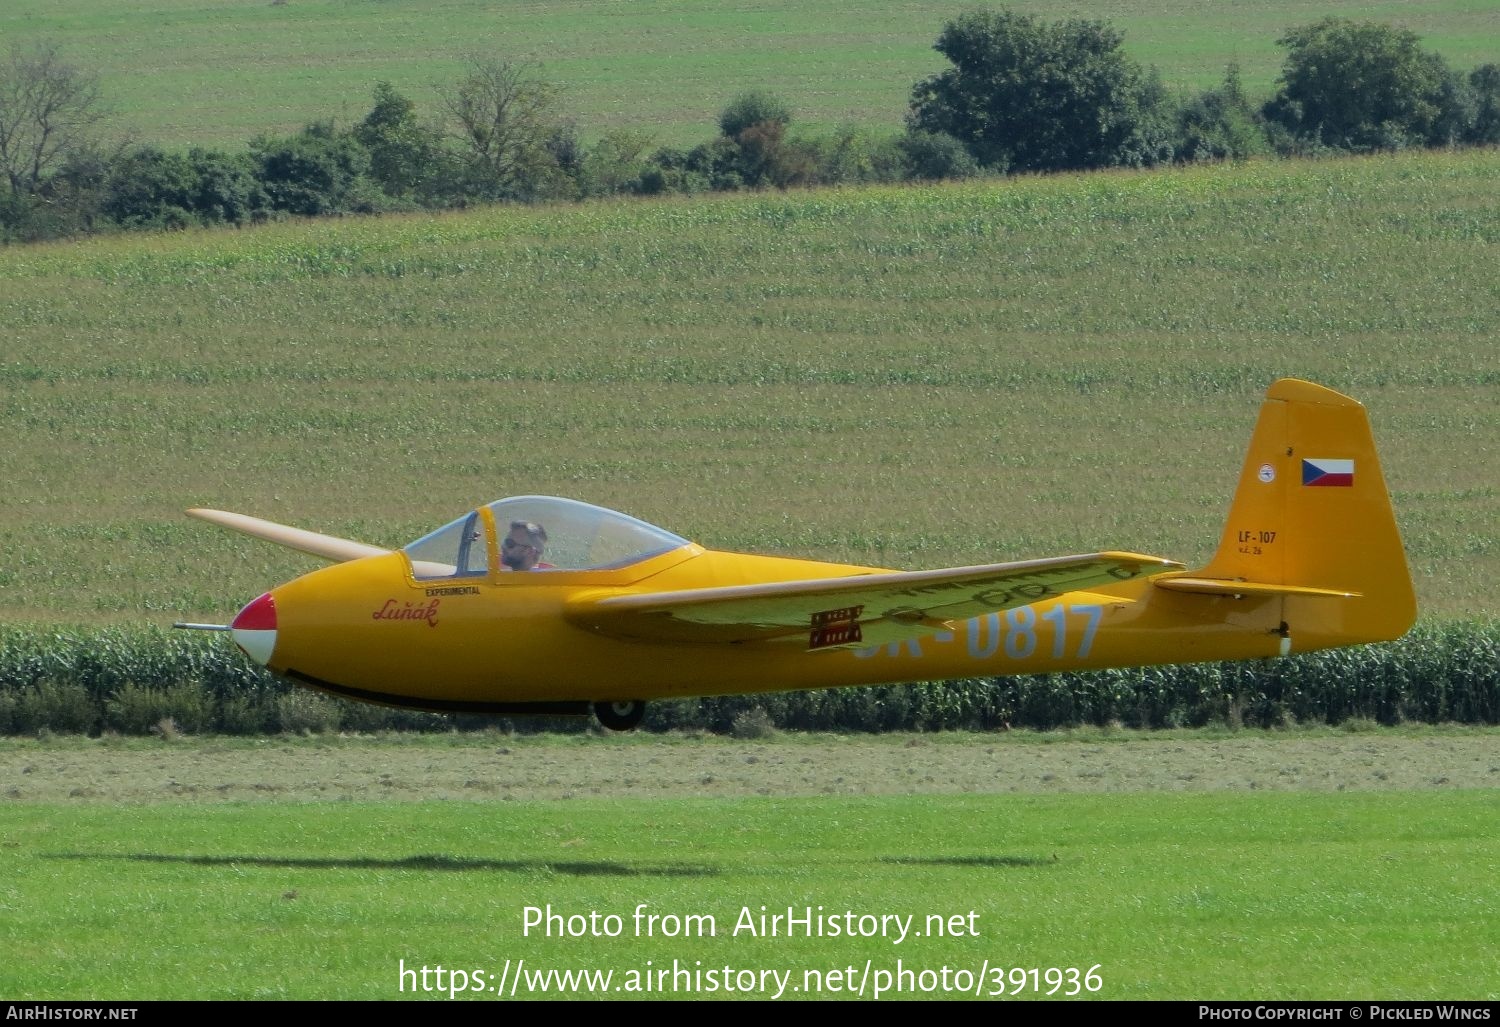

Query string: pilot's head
502 520 548 571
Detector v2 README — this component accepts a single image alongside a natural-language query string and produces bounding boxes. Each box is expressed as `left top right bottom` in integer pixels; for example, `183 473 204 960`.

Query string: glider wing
567 552 1182 649
188 508 388 563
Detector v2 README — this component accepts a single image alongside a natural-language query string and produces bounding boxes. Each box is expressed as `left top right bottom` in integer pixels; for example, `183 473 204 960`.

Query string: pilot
502 520 551 571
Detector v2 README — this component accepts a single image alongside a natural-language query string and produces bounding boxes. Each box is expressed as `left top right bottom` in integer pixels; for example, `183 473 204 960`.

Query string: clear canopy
403 496 690 579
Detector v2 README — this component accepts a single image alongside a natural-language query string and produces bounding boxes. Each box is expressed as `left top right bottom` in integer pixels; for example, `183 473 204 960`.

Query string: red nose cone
231 592 278 666
232 592 277 631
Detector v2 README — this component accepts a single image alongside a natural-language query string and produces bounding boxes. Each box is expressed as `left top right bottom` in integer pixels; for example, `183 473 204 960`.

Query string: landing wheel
593 700 646 732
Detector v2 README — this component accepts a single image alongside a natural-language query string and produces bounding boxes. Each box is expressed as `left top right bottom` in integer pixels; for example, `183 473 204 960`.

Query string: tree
907 8 1169 173
578 130 654 197
354 81 450 202
1466 64 1500 145
1263 18 1454 151
436 58 570 201
0 41 108 196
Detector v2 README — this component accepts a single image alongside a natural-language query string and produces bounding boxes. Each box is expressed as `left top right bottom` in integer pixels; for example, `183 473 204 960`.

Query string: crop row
0 621 1493 736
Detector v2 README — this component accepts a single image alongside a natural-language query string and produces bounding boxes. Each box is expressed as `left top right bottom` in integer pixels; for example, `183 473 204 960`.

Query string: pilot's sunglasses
503 537 537 551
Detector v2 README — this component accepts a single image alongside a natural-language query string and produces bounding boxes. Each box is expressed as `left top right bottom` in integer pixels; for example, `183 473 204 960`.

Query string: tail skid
1156 379 1416 652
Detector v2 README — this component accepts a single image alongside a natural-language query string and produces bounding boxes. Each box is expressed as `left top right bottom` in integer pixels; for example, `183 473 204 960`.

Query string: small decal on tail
1302 458 1354 487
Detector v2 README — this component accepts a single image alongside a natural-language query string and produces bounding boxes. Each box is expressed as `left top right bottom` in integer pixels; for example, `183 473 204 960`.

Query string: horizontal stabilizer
187 508 388 563
1154 576 1359 599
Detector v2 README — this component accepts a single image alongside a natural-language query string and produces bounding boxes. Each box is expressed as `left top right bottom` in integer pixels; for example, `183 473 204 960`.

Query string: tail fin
1156 379 1416 651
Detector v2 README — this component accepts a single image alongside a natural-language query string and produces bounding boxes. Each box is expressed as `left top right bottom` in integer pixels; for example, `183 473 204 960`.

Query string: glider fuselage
258 547 1279 710
197 379 1416 726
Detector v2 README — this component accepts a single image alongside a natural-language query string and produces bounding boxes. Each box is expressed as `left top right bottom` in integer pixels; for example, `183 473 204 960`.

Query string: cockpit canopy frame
402 496 693 581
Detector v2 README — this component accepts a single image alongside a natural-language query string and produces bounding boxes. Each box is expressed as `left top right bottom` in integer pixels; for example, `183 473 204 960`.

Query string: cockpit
402 496 691 580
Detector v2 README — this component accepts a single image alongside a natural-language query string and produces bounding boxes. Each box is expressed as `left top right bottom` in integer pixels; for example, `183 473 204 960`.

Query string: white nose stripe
232 628 277 666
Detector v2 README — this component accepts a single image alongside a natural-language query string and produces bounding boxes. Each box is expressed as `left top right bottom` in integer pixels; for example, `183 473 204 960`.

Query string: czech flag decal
1302 458 1354 487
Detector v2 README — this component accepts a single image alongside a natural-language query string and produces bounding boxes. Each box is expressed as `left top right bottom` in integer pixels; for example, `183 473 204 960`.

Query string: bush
678 137 746 192
2 146 111 242
275 689 343 734
814 128 908 186
1176 65 1270 163
252 124 381 216
102 146 198 229
186 147 267 225
218 693 275 735
338 699 415 733
719 91 792 139
736 119 817 188
101 146 265 230
731 706 778 739
13 679 97 734
105 681 212 735
635 146 710 195
898 130 981 181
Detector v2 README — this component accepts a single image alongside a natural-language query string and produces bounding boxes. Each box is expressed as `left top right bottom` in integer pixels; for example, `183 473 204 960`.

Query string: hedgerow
4 16 1497 242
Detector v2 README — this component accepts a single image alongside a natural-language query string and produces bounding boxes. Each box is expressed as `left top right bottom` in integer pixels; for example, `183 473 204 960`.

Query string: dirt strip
3 730 1497 802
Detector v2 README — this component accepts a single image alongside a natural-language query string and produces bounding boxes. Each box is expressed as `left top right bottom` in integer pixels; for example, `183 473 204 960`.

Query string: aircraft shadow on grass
48 852 720 877
49 852 1052 875
880 855 1055 869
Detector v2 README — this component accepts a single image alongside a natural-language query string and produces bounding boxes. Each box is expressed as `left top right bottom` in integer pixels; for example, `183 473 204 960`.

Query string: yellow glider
180 379 1415 730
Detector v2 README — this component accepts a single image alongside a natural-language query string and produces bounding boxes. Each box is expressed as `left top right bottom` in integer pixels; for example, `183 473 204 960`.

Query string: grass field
1 150 1496 626
2 730 1498 1000
1 1 1497 149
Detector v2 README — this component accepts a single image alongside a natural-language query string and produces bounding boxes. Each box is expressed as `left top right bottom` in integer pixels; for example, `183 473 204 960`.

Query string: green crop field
1 0 1497 149
1 150 1496 627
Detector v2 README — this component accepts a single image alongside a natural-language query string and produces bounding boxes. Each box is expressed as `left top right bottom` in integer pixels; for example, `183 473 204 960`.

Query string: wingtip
1098 551 1187 571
